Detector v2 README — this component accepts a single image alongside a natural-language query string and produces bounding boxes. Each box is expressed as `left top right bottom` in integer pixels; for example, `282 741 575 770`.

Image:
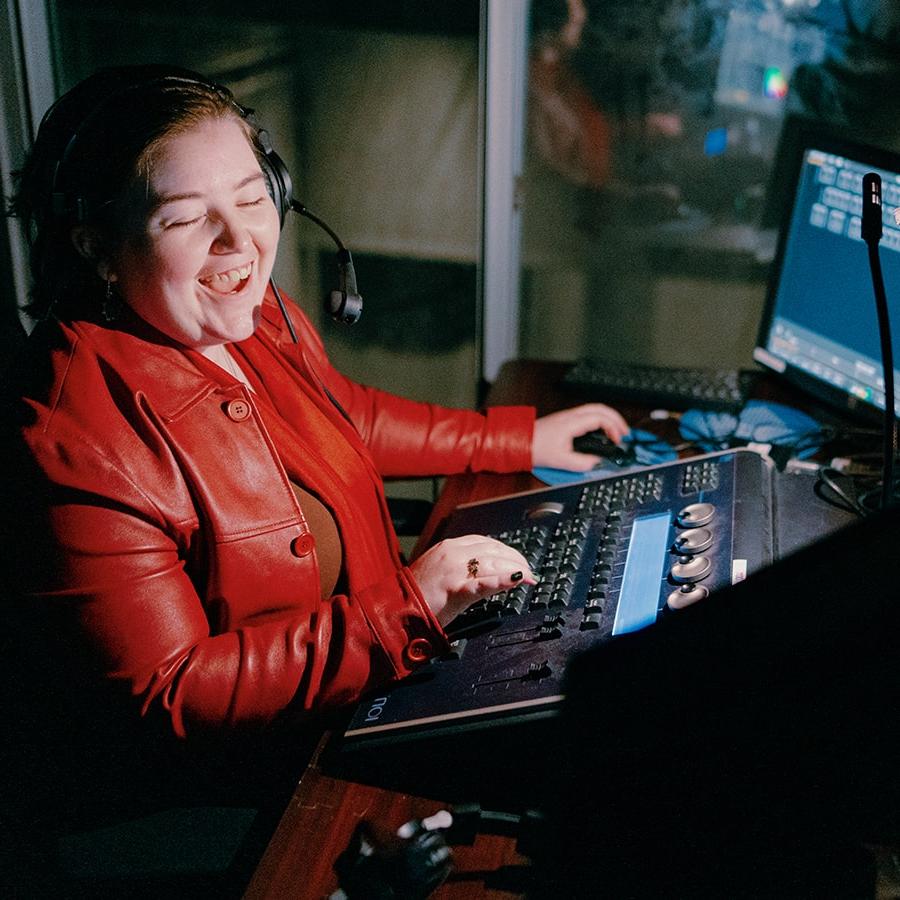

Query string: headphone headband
46 67 294 227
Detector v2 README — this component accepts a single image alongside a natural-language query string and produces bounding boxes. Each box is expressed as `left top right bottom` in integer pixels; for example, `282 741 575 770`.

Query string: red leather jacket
7 290 534 744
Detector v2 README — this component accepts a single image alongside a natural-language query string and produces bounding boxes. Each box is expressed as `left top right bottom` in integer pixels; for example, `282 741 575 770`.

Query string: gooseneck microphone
861 171 897 510
268 201 364 345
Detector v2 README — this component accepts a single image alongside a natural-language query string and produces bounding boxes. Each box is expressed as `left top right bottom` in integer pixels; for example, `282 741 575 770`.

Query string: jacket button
225 399 251 421
404 637 433 665
291 533 315 557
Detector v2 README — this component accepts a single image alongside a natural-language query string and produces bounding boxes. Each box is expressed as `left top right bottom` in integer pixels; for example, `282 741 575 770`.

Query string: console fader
343 449 774 748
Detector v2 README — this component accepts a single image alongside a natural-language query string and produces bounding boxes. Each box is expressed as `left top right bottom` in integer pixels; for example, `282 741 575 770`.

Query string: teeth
201 263 253 289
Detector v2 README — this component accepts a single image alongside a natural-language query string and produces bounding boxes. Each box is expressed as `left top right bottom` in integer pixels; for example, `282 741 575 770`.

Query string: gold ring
467 557 479 578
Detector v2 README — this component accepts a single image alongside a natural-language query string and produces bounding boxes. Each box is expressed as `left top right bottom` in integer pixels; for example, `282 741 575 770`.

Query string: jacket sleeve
12 432 447 740
283 301 536 477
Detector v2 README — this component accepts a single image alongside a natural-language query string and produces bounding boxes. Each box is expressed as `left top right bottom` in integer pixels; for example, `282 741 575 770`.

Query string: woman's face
112 116 281 349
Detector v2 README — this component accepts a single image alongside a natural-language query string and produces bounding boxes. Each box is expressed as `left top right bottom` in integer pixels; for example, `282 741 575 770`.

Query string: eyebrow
148 172 267 215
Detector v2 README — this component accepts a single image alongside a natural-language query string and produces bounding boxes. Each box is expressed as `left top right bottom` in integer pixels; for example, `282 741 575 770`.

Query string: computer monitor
754 121 900 422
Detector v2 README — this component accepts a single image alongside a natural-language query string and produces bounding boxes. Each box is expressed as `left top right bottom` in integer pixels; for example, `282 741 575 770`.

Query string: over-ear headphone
44 65 362 326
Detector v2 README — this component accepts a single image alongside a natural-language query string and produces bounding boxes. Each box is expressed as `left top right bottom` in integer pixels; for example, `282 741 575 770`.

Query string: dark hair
9 66 259 321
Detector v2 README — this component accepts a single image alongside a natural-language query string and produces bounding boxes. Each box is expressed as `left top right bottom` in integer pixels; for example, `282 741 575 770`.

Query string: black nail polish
510 571 523 582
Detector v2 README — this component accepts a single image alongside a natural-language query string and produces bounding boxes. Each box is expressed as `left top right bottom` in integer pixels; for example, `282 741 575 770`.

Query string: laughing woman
1 64 628 867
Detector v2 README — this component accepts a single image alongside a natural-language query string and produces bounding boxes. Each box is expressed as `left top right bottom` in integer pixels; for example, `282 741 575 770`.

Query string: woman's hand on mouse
410 535 537 626
532 403 630 471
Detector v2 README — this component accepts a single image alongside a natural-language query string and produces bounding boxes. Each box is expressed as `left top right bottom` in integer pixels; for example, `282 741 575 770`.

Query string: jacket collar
66 290 301 421
72 308 240 421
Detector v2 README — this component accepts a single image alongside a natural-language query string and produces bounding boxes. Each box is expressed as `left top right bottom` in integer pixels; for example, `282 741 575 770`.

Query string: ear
70 226 117 281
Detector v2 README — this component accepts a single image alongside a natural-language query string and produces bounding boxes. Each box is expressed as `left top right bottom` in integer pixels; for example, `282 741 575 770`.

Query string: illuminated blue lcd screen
612 512 671 635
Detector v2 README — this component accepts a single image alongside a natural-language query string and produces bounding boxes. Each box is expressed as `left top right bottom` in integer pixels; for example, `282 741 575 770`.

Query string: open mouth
199 261 253 295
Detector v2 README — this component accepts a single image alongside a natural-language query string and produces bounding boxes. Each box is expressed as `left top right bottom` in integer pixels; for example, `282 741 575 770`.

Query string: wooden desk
243 360 862 898
244 756 532 899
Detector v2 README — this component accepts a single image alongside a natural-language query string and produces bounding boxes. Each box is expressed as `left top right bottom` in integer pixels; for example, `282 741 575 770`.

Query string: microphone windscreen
862 172 883 244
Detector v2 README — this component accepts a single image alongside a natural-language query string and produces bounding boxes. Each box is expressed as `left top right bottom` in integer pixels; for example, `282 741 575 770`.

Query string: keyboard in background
561 358 759 413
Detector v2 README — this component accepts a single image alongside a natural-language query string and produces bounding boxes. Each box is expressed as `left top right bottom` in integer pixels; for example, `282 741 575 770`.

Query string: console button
667 584 709 609
673 527 712 554
670 555 712 583
676 502 715 528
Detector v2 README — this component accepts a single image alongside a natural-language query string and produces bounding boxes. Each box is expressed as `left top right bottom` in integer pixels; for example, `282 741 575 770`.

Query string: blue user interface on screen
758 146 900 417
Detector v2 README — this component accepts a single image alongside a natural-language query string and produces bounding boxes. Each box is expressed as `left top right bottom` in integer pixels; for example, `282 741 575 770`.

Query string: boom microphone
268 201 363 344
291 200 363 325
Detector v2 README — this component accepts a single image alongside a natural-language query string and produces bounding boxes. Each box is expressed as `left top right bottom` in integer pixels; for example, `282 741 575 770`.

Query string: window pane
520 0 900 368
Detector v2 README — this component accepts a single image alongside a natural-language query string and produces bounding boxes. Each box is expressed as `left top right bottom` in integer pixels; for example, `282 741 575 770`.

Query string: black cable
815 466 868 517
268 202 347 343
268 277 299 343
268 276 359 432
642 405 890 511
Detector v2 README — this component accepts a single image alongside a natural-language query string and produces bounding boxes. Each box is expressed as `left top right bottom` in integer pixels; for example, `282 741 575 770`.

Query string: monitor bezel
755 116 900 424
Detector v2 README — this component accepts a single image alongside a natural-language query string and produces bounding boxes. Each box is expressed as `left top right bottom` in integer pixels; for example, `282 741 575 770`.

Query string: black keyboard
562 358 757 412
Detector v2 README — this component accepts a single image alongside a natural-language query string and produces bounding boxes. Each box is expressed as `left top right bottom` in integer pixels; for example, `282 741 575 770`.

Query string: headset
43 65 363 332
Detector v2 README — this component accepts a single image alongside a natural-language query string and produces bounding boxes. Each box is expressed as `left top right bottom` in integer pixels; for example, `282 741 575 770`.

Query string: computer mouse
572 430 631 465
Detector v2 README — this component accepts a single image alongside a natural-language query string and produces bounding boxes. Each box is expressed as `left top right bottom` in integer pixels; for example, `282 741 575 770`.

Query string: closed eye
167 215 206 229
238 197 268 208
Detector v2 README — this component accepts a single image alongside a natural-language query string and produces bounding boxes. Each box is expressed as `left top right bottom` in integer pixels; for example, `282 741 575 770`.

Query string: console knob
526 501 565 520
673 527 713 554
670 555 712 583
667 584 709 609
676 502 715 528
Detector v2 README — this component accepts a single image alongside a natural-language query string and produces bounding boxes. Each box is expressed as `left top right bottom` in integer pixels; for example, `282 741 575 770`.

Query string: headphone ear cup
254 131 293 228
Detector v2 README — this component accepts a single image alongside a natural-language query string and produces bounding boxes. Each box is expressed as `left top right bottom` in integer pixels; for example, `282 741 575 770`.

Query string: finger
584 409 630 442
455 572 534 603
464 554 536 585
453 543 535 583
571 404 631 440
446 533 510 547
565 402 620 423
448 535 533 571
482 539 532 572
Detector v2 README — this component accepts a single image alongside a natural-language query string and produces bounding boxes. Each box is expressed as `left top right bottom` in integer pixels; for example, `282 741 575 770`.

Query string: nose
211 215 251 253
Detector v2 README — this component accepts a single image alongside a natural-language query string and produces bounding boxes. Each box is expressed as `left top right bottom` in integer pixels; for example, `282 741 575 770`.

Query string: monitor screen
754 124 900 422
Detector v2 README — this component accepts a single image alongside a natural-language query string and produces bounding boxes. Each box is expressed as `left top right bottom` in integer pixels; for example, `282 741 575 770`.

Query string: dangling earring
101 277 119 322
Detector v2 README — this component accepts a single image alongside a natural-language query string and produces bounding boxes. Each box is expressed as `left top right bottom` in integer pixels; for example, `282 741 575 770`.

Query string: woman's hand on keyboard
532 403 630 471
410 535 537 626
